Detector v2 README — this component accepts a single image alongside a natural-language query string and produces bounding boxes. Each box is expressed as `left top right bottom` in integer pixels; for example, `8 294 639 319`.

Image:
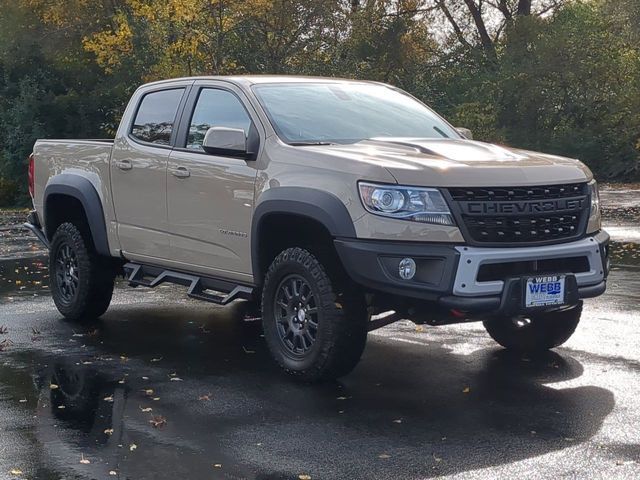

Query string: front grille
446 183 590 245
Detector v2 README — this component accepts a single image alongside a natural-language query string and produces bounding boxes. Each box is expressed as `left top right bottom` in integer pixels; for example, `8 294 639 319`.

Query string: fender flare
43 174 111 256
251 187 356 281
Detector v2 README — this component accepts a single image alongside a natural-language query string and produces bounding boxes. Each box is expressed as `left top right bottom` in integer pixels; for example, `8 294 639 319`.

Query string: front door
166 85 260 282
111 86 188 260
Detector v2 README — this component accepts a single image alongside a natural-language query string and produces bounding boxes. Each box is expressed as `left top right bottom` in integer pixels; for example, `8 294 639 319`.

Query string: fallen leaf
140 407 152 412
118 378 126 384
152 397 160 401
129 443 137 451
150 357 162 362
415 326 424 332
462 387 471 394
198 394 212 401
392 419 402 424
104 428 114 435
49 384 59 390
169 377 183 382
142 376 149 380
58 405 66 409
103 395 114 402
299 475 311 480
143 389 154 396
378 453 391 459
213 464 222 468
18 399 27 403
9 468 23 475
149 415 167 428
79 454 90 464
109 471 117 476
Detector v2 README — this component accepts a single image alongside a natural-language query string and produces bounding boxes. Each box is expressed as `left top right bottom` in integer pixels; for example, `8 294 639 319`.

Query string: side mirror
202 127 248 157
456 127 473 140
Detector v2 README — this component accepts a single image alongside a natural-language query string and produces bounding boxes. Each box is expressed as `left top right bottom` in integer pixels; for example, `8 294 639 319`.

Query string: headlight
358 182 454 225
588 179 600 216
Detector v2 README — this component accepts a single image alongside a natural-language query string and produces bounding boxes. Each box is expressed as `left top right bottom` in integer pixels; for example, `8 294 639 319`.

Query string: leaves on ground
103 395 114 402
140 406 153 412
9 468 23 475
79 454 90 464
149 415 167 428
462 386 471 394
198 393 212 401
104 428 114 435
129 443 137 451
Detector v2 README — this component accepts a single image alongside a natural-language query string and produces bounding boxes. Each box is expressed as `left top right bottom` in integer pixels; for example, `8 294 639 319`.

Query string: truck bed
32 139 115 227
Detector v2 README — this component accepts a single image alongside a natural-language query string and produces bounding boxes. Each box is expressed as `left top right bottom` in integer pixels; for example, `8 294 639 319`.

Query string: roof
141 75 379 88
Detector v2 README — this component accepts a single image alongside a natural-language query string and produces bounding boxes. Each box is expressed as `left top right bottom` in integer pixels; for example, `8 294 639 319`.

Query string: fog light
398 258 416 280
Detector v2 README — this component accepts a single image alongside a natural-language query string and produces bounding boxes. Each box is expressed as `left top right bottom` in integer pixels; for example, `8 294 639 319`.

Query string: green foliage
0 0 638 206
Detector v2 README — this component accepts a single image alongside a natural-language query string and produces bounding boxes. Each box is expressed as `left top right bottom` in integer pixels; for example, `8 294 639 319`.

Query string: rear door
166 81 262 282
111 85 190 260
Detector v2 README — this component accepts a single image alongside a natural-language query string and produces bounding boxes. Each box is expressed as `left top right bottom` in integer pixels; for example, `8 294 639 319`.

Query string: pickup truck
25 76 610 381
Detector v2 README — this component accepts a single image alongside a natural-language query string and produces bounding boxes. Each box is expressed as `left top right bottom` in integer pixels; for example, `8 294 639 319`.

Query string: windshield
252 82 460 145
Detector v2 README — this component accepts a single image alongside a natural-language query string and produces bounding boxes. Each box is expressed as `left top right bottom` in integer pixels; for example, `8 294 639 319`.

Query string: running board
123 263 254 305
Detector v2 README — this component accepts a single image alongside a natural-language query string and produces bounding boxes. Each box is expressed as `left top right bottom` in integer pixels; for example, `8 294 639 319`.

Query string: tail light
28 153 35 198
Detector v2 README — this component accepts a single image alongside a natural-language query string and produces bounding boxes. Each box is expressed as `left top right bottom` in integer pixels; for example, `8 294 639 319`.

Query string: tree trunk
517 0 532 16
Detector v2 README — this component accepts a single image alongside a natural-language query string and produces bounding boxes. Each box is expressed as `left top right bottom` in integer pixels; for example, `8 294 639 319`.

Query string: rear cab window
131 88 185 145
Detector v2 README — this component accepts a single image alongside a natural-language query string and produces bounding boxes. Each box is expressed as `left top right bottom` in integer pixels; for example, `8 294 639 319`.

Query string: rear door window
131 88 185 145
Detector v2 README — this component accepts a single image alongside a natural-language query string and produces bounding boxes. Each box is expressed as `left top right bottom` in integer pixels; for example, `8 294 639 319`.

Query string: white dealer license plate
525 275 565 308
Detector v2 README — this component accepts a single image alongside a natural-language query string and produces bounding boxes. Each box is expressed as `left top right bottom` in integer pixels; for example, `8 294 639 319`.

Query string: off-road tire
483 303 582 353
49 222 115 321
261 247 368 382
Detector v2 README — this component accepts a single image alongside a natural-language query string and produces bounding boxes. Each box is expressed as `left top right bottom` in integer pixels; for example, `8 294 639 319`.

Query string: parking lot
0 185 639 479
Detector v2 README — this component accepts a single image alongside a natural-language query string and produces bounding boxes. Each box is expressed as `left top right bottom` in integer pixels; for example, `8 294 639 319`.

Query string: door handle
169 166 191 178
115 159 133 171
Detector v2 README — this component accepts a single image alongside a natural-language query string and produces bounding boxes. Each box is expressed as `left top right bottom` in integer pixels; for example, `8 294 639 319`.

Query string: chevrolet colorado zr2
24 76 609 381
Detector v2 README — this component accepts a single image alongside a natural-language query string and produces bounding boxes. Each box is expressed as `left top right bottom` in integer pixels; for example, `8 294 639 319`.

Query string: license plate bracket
524 275 566 308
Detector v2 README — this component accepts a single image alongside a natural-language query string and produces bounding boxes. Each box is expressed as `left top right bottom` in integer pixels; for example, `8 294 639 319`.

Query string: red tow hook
450 309 466 318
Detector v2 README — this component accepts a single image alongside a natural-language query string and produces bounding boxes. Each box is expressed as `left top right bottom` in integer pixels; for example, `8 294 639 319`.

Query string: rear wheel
261 247 368 382
483 303 582 353
50 222 116 321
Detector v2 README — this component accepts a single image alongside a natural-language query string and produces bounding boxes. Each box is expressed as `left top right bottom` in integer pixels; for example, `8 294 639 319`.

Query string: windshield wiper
289 141 336 146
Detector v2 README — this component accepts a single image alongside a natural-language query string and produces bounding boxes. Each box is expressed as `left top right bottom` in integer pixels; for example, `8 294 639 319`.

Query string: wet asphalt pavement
0 185 639 480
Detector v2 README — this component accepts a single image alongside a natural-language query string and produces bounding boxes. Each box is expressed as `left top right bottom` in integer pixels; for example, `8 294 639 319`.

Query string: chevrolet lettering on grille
460 197 586 216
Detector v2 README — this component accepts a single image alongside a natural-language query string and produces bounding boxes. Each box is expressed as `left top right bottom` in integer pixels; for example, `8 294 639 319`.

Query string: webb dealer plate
525 275 566 308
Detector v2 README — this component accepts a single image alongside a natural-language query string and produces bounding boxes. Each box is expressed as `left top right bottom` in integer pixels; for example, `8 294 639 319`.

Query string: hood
307 138 592 187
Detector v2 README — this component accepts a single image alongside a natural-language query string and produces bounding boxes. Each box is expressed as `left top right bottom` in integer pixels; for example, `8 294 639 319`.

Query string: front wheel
261 247 368 382
483 303 582 353
50 222 116 321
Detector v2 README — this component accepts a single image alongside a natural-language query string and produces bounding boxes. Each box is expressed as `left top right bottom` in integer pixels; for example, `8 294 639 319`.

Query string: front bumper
335 230 609 316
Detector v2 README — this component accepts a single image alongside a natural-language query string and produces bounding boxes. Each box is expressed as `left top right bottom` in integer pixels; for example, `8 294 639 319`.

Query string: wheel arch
251 187 356 285
43 174 110 256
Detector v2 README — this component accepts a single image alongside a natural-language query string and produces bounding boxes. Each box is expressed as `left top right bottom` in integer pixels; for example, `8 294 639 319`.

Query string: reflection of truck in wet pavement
24 76 609 381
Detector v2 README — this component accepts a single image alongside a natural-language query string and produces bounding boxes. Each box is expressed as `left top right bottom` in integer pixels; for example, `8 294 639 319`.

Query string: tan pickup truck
25 76 609 381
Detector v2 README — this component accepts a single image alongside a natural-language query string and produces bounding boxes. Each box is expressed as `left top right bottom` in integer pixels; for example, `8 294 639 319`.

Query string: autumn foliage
0 0 639 205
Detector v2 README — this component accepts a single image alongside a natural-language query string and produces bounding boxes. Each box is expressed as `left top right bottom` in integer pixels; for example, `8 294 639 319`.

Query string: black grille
447 183 590 245
477 256 590 282
448 183 587 202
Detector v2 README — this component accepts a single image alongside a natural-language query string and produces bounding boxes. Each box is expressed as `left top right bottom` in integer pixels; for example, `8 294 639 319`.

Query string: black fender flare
43 174 111 256
251 187 356 281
